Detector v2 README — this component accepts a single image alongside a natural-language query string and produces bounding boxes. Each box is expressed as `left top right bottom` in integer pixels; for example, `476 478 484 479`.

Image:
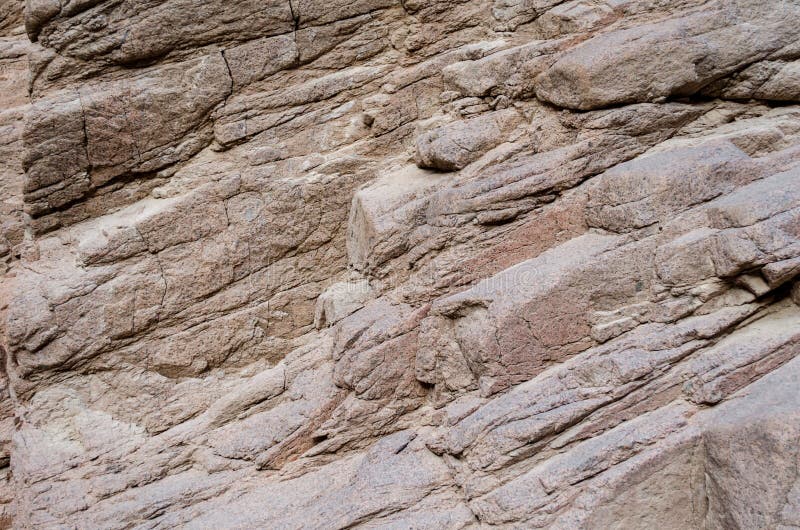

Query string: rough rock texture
1 0 800 527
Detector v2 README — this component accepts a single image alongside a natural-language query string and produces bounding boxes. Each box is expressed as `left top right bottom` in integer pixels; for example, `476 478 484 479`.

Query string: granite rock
2 0 800 527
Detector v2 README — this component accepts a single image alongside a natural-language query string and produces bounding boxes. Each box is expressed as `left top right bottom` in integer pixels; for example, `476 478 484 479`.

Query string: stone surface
1 0 800 528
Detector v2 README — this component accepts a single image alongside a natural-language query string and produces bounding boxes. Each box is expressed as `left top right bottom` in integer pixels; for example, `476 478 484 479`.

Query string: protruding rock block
23 54 230 229
415 108 522 171
534 2 800 110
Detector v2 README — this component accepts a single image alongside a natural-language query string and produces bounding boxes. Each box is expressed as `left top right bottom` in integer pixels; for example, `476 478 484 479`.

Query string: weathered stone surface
704 60 800 102
534 0 800 110
415 108 522 171
23 53 231 232
2 0 800 527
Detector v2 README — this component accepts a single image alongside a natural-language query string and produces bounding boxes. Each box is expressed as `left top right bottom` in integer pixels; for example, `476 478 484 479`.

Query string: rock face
1 0 800 527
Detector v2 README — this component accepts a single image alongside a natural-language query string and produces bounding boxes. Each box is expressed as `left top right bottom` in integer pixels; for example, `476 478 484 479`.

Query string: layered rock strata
2 0 800 527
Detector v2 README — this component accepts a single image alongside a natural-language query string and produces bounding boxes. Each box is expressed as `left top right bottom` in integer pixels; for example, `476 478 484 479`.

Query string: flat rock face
1 0 800 527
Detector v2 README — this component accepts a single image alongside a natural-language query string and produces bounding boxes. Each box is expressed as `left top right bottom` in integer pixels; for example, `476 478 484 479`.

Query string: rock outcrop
1 0 800 527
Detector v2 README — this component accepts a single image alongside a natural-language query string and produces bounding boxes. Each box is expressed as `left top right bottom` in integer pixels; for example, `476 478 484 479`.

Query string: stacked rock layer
1 0 800 527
